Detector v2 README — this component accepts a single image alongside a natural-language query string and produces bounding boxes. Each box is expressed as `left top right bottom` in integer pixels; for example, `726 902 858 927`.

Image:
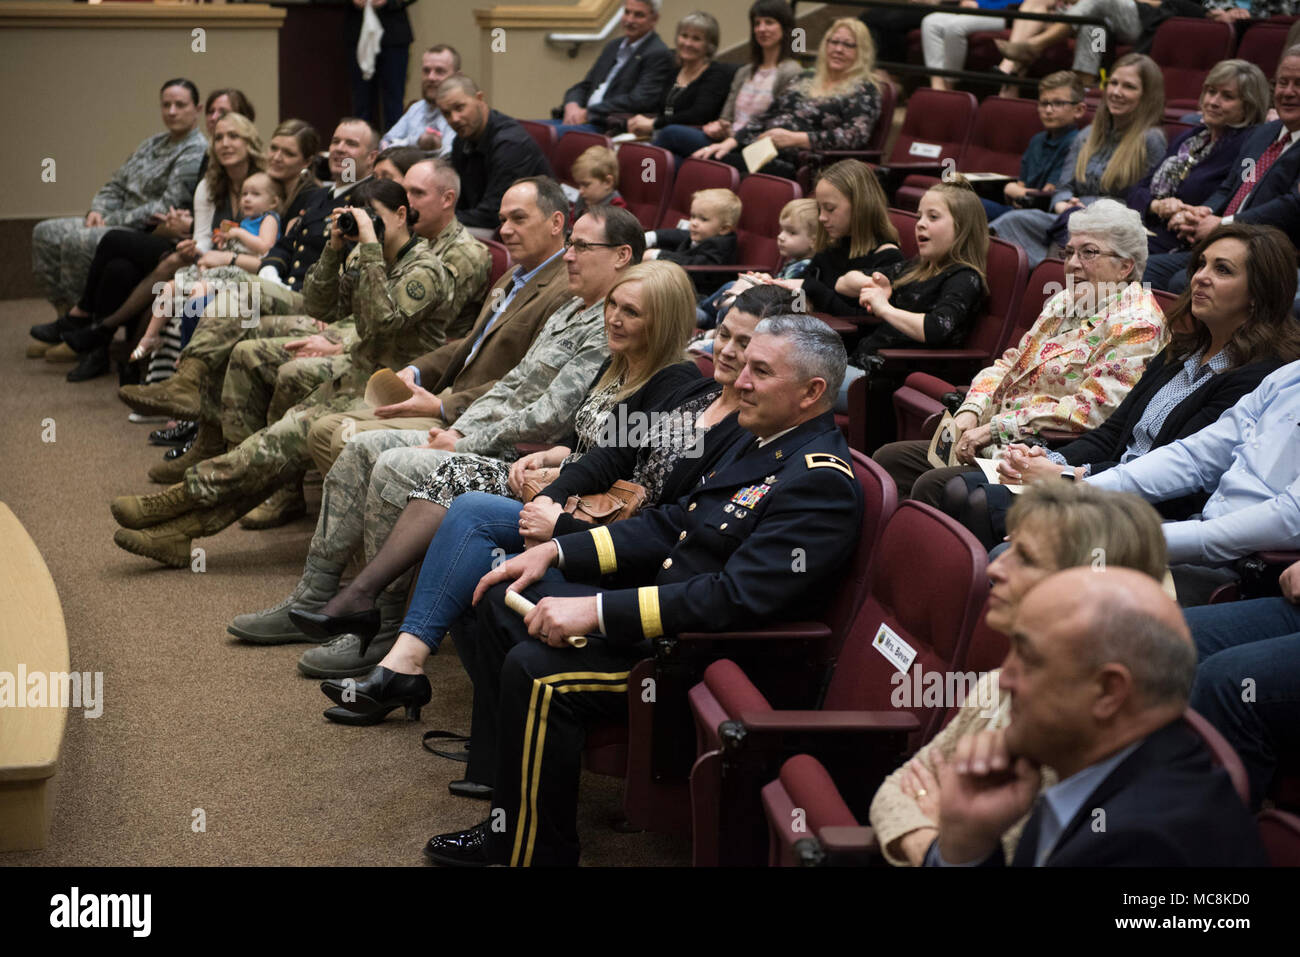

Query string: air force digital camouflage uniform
32 127 207 309
303 295 610 590
184 221 490 508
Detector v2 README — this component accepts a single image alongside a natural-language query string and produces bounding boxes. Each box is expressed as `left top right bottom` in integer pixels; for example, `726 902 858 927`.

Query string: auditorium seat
889 207 920 260
688 501 988 864
794 81 897 193
1259 808 1300 866
551 130 613 186
894 97 1042 212
611 451 897 838
616 142 675 229
1236 20 1293 81
481 239 511 288
1150 18 1237 111
518 119 558 166
659 158 740 230
0 503 69 852
683 174 802 281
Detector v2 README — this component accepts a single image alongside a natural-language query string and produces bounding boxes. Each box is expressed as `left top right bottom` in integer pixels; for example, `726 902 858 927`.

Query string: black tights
940 475 999 552
321 499 448 618
77 229 174 320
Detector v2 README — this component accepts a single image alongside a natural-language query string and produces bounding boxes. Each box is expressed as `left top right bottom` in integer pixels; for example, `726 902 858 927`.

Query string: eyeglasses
1038 99 1080 110
825 38 858 49
1062 245 1126 263
564 237 621 254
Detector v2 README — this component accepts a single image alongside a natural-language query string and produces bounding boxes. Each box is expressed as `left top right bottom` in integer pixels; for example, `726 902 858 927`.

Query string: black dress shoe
164 438 193 460
291 606 381 646
30 312 90 344
150 420 197 447
66 346 110 382
63 322 113 354
449 779 493 800
320 665 432 724
424 821 491 867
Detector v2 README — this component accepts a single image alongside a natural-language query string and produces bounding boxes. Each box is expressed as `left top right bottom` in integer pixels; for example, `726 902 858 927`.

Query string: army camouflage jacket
452 295 610 459
90 127 207 230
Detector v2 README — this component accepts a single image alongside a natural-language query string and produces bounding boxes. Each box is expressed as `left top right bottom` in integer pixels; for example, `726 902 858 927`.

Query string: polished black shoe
291 605 381 645
449 779 493 801
66 346 110 382
63 322 113 354
150 420 197 447
30 312 90 344
164 438 193 460
320 666 432 725
424 821 491 867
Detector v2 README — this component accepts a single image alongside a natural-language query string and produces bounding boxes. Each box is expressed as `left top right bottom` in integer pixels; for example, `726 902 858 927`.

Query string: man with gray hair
929 567 1266 867
424 312 864 867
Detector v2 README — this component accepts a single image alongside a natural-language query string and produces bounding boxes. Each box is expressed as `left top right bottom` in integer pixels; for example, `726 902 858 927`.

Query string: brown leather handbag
520 468 647 525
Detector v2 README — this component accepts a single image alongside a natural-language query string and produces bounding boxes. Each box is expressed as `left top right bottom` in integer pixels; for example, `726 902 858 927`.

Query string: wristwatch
230 253 237 266
1060 468 1077 482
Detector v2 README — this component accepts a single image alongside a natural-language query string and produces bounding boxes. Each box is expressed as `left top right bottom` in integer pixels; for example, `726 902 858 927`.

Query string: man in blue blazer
1145 49 1300 293
548 0 673 134
927 567 1266 867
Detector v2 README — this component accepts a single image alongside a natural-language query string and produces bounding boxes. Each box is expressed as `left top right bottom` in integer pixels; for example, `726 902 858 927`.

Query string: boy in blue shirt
985 71 1085 223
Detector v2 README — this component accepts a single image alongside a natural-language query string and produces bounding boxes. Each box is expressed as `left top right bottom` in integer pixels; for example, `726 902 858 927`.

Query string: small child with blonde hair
644 187 741 293
570 145 627 220
133 171 284 359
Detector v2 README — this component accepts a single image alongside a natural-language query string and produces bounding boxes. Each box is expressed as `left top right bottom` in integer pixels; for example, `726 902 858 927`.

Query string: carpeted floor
1 297 688 866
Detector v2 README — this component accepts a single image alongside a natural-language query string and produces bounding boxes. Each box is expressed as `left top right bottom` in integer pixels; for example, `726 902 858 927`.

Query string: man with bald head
930 567 1265 867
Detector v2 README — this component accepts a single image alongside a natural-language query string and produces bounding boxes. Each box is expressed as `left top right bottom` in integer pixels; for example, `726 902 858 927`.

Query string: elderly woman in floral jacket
874 200 1169 503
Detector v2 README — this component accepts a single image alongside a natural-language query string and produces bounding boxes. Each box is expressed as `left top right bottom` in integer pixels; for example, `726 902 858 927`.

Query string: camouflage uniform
297 295 610 584
32 127 206 309
185 222 490 506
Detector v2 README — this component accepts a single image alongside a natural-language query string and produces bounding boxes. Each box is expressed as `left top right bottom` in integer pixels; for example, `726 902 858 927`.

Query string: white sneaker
128 412 169 424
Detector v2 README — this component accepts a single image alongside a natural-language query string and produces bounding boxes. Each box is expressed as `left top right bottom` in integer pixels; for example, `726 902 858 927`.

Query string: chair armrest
798 148 884 165
876 161 947 176
818 826 880 858
1257 550 1300 566
673 622 833 644
680 263 771 274
876 348 987 364
738 709 921 734
1035 428 1078 447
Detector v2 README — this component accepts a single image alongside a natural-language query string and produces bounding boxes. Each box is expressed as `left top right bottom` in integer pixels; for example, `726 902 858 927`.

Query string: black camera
336 208 385 242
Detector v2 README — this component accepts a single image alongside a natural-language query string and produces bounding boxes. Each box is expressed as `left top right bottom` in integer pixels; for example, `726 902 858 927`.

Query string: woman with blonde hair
992 52 1166 267
870 482 1169 866
696 18 882 180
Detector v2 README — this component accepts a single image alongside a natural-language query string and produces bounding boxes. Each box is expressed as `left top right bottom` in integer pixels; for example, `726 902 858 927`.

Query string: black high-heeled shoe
319 666 432 725
63 322 113 354
290 605 381 647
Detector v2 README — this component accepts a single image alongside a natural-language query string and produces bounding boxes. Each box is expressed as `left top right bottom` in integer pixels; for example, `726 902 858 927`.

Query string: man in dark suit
436 76 553 233
423 313 865 866
548 0 673 134
929 567 1266 867
1145 48 1300 293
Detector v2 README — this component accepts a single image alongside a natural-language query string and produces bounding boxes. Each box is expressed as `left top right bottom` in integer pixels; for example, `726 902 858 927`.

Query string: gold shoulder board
804 453 852 477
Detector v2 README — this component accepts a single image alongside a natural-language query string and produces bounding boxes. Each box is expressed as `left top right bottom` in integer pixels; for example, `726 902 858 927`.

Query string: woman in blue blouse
1129 60 1269 255
991 53 1166 267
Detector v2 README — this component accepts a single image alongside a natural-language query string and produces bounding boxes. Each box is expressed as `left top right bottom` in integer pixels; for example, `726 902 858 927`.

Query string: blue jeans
400 492 526 650
654 124 713 158
1185 596 1300 807
538 120 603 138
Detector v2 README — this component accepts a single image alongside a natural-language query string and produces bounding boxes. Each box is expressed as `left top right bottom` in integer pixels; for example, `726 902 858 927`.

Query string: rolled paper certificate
503 590 588 648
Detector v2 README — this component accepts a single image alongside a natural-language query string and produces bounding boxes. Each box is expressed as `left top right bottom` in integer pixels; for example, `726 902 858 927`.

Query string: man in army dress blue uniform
424 313 865 867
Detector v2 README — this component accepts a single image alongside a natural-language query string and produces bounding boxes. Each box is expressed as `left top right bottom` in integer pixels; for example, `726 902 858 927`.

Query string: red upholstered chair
682 173 802 281
1150 18 1237 110
888 258 1065 443
481 239 512 289
1162 119 1198 143
617 142 675 229
611 451 898 837
794 81 897 192
1236 21 1293 81
688 501 988 864
1258 809 1300 866
873 89 978 201
1184 708 1252 806
551 130 613 186
889 207 920 260
658 158 740 230
762 753 873 866
518 120 559 166
894 98 1043 212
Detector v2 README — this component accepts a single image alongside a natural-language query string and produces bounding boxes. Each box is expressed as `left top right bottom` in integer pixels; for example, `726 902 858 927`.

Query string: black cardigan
1061 349 1284 518
652 61 736 129
543 365 746 536
802 242 905 316
552 358 702 454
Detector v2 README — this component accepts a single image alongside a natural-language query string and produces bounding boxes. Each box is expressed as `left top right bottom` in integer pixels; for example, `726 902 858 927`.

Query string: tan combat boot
118 356 205 420
110 482 198 530
239 478 308 530
147 418 226 484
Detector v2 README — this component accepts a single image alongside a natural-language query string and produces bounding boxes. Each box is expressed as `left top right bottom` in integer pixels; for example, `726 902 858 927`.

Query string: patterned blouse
407 374 625 508
956 281 1169 446
733 70 881 159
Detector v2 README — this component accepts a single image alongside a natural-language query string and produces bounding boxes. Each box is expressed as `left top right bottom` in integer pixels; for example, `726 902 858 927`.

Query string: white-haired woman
874 199 1168 503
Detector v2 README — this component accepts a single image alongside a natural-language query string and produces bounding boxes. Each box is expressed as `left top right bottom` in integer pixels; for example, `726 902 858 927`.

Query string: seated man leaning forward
424 313 865 867
928 567 1266 867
